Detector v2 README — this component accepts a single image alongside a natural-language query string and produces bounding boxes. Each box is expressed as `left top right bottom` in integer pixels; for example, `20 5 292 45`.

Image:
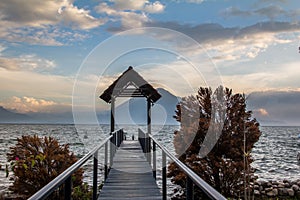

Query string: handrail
29 129 124 200
138 128 226 200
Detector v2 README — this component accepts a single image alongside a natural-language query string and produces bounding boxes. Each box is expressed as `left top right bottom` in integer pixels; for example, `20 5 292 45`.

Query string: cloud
0 0 103 29
247 90 300 125
113 0 146 10
143 20 300 62
222 4 297 21
171 0 205 3
220 58 300 94
112 0 165 13
254 108 269 116
0 69 74 101
0 96 65 113
254 5 286 20
144 1 165 13
0 54 56 71
96 1 165 30
0 0 105 45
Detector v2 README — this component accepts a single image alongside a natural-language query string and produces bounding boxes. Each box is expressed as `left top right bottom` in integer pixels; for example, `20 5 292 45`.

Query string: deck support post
104 142 108 180
93 151 98 200
186 176 194 200
64 176 72 200
152 140 156 179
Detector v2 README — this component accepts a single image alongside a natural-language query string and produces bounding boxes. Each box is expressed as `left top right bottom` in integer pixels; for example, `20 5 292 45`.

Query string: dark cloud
247 91 300 125
222 4 298 21
222 6 252 18
254 5 286 19
107 18 300 46
143 20 300 45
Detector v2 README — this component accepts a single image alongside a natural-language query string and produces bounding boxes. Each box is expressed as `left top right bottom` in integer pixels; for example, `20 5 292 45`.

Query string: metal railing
138 128 226 200
29 129 125 200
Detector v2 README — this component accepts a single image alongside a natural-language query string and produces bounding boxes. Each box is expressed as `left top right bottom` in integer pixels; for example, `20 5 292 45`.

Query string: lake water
0 124 299 195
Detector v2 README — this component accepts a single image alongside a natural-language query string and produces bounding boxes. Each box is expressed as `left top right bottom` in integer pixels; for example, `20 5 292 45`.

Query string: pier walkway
28 67 226 200
98 140 161 200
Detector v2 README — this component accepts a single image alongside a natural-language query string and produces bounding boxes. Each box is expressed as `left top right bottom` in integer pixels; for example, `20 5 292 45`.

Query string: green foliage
168 86 261 199
72 183 93 200
7 135 84 199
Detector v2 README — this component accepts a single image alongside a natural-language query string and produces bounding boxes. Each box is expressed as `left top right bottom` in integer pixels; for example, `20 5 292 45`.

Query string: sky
0 0 300 125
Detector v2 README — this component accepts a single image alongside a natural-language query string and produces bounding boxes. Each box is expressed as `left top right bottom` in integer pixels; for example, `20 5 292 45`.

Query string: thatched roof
100 66 161 103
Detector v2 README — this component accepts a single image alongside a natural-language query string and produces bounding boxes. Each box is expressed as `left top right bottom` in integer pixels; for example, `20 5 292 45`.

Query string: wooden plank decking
98 140 162 200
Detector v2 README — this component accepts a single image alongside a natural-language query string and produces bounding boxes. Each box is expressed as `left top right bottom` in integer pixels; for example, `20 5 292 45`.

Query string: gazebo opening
99 66 161 134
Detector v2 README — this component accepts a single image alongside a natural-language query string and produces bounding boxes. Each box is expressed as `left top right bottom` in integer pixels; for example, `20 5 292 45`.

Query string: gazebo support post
110 97 115 169
147 99 151 164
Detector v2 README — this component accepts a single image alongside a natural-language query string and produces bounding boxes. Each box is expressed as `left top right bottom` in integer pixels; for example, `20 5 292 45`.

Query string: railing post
110 132 113 168
93 151 98 200
117 130 119 147
105 142 108 180
145 132 148 156
64 176 72 200
162 151 167 200
152 140 156 179
114 132 117 155
186 176 194 200
148 136 151 164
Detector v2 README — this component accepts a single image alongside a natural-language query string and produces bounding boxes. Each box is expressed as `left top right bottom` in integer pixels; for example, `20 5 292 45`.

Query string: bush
7 135 84 199
168 86 261 199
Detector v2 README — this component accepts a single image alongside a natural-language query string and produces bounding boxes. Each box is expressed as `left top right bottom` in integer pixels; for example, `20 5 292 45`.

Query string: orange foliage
168 86 261 199
7 135 83 199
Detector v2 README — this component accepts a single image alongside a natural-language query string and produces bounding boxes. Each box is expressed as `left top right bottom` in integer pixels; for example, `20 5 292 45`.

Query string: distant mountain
27 112 74 124
0 106 29 123
2 89 299 126
247 91 300 126
98 88 181 125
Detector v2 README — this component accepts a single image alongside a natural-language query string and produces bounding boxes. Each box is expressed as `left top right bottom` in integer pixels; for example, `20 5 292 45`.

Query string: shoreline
251 179 300 199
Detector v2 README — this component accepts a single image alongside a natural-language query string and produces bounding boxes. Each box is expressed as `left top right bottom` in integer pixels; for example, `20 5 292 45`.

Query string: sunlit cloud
254 108 269 116
0 54 56 71
0 69 74 100
144 21 300 63
221 60 300 94
0 0 105 45
95 0 165 30
0 96 71 113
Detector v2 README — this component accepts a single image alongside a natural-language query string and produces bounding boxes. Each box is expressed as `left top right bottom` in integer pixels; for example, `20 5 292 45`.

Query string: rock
266 189 278 197
284 182 290 188
272 188 278 196
277 183 285 188
297 181 300 186
258 180 267 186
278 188 286 196
254 184 259 190
265 187 273 192
287 188 295 196
267 182 273 187
254 190 260 196
296 191 300 198
266 190 276 197
272 181 278 185
292 184 299 191
259 186 264 192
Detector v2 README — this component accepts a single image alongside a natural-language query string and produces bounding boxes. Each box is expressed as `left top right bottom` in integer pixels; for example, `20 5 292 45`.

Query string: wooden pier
28 67 226 200
98 140 161 200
